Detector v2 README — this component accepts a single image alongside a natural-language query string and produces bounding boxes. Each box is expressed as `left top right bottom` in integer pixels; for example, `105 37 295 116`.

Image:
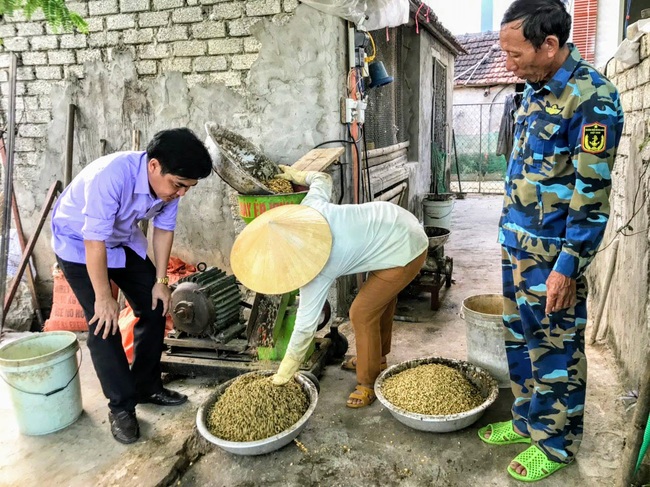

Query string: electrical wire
366 33 377 63
596 160 650 254
362 123 372 200
357 67 365 98
414 2 425 34
336 162 345 205
312 138 359 204
347 67 365 100
313 139 358 149
356 124 369 202
346 123 365 202
454 45 498 83
344 55 366 203
347 68 355 98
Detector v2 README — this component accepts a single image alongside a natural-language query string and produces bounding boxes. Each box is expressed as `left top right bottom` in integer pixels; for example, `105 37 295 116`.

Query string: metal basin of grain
375 356 498 433
196 370 318 455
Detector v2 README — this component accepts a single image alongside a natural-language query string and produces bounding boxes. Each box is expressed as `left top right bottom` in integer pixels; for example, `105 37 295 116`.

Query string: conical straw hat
230 205 332 295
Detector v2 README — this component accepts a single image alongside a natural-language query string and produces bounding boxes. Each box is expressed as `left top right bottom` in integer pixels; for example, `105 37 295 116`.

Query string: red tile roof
454 31 523 86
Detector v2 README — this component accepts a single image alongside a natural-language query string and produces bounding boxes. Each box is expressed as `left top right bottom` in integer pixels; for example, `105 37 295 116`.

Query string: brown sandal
341 356 387 372
346 385 376 408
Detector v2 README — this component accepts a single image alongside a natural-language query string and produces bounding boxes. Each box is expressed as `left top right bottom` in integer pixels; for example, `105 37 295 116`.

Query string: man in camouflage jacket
479 0 624 482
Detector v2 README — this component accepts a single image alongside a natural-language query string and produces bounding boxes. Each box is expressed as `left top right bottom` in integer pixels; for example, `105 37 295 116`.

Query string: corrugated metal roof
454 31 522 86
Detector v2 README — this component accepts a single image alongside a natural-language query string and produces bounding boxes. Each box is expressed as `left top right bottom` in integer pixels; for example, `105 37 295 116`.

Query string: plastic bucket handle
430 207 454 219
0 347 82 397
423 201 455 220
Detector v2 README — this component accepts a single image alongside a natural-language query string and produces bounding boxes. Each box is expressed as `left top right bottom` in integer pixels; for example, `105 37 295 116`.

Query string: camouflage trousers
501 245 588 464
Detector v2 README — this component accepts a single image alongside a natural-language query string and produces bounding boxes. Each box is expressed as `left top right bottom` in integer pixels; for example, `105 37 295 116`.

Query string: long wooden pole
64 104 75 187
3 181 62 316
366 149 408 168
588 238 619 344
0 137 44 327
347 24 363 292
365 141 410 159
0 54 18 333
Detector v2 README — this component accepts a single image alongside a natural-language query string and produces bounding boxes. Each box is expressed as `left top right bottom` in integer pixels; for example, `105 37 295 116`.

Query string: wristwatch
156 276 169 285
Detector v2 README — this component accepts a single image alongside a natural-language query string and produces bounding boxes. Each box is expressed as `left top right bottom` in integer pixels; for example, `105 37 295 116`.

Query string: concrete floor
0 195 628 487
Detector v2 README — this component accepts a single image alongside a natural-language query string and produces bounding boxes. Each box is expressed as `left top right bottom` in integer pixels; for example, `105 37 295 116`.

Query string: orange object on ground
44 266 119 332
44 267 89 332
119 307 175 364
166 257 198 284
120 257 197 363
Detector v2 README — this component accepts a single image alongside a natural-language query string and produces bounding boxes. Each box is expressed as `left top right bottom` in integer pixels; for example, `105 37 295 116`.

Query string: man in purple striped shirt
51 128 212 444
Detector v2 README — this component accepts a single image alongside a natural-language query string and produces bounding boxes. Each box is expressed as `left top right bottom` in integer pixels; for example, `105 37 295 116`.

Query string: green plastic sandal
478 420 531 445
507 445 570 482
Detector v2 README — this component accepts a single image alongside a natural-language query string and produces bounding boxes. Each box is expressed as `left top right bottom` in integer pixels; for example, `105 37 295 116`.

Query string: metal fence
365 27 407 149
451 102 506 194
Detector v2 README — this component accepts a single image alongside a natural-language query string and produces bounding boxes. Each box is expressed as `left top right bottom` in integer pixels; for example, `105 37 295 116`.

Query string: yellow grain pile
382 364 483 416
206 374 309 442
265 178 293 194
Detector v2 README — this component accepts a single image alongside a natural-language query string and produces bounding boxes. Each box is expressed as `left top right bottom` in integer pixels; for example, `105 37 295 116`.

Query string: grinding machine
406 226 453 310
160 124 348 379
160 265 347 379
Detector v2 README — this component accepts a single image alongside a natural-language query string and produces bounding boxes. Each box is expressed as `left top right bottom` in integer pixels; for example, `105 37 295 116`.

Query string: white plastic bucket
422 196 454 230
0 331 83 435
461 294 510 388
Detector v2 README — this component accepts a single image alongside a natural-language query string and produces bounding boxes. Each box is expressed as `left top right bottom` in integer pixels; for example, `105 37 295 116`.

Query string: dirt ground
178 194 628 487
0 195 631 487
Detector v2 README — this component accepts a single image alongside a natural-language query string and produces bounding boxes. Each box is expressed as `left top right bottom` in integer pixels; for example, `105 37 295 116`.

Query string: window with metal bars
431 58 448 193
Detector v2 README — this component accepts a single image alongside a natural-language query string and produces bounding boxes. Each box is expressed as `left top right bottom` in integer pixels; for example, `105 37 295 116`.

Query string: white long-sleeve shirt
285 172 429 362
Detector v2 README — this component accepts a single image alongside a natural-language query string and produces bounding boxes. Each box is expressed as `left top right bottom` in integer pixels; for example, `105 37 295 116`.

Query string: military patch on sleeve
582 122 607 154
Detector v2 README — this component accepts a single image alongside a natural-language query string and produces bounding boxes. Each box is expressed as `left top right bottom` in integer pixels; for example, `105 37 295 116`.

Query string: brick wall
594 32 650 386
605 33 650 241
0 0 299 164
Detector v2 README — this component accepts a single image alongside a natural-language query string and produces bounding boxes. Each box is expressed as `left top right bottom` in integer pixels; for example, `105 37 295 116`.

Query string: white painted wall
594 0 624 69
454 85 516 105
453 85 515 141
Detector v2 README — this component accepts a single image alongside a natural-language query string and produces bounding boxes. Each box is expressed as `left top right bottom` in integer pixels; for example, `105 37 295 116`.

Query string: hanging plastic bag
299 0 367 25
364 0 410 30
300 0 410 29
119 306 175 364
120 257 198 363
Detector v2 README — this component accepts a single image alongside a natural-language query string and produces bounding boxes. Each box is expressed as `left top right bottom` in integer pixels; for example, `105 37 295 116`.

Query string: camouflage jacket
499 44 624 279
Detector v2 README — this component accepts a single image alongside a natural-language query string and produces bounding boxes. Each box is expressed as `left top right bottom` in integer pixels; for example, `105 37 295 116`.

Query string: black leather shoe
108 410 140 444
138 387 188 406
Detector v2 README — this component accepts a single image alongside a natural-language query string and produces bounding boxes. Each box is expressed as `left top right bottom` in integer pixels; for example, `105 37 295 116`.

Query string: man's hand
277 165 316 186
89 295 120 339
272 356 301 386
545 270 577 315
152 282 172 315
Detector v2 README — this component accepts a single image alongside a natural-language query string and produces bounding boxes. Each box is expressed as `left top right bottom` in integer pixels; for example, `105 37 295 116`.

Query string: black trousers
56 246 166 413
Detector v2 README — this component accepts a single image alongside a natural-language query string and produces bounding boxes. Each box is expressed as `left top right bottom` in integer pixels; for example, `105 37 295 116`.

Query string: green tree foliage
456 153 507 177
0 0 87 33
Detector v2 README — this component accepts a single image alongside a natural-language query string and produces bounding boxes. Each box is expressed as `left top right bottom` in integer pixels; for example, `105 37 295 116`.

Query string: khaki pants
349 250 427 386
